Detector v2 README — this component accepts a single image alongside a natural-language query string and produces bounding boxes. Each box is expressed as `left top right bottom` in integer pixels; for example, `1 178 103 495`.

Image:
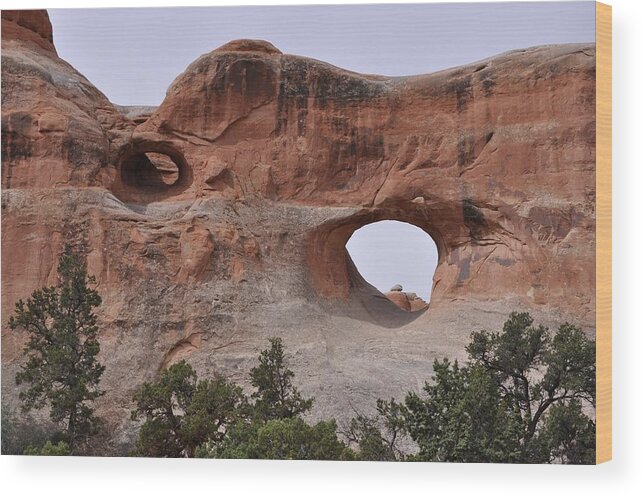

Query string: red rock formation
1 10 131 190
1 10 56 54
121 37 596 321
1 10 596 453
385 291 412 311
384 288 429 312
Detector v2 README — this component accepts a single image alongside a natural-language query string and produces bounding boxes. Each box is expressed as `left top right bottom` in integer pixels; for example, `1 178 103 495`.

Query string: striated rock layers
1 11 596 453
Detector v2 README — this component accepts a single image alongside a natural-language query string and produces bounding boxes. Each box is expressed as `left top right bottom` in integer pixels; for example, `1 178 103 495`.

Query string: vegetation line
2 251 595 463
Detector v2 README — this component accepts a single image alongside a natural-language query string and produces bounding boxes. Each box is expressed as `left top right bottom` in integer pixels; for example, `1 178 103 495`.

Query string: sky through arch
346 220 438 299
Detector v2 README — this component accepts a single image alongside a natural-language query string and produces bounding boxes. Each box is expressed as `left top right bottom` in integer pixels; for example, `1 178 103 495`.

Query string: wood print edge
596 0 612 465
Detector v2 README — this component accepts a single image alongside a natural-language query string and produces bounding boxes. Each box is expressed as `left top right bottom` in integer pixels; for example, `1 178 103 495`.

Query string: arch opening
120 151 181 189
346 220 438 312
113 140 193 203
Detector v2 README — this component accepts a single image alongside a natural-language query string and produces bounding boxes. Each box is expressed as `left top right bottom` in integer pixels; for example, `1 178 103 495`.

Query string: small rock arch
112 137 193 202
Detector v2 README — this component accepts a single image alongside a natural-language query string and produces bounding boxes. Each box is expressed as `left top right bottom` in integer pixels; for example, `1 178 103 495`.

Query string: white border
1 0 641 494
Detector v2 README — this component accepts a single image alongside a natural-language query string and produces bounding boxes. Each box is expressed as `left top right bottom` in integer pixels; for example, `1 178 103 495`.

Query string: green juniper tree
192 338 339 459
538 399 596 464
9 251 105 453
249 337 313 421
198 417 353 460
351 312 596 464
23 440 71 456
344 399 408 461
130 360 248 457
194 338 322 459
465 313 596 462
400 360 525 462
131 339 316 458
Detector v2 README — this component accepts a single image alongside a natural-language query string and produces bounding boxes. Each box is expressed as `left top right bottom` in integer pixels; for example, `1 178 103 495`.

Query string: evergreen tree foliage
360 312 596 463
249 337 313 421
402 361 525 462
130 360 247 457
24 440 70 456
538 399 596 464
197 417 353 460
344 399 407 461
129 314 595 463
9 251 105 452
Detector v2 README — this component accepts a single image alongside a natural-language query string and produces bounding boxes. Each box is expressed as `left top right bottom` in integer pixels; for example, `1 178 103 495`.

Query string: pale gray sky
347 221 439 299
49 2 595 106
47 3 595 299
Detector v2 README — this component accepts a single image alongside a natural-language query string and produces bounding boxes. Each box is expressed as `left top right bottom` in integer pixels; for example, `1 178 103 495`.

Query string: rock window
346 220 438 312
120 151 181 189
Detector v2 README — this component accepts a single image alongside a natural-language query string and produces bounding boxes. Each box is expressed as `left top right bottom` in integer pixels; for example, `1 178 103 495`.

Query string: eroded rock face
1 11 132 190
384 286 429 312
1 10 596 453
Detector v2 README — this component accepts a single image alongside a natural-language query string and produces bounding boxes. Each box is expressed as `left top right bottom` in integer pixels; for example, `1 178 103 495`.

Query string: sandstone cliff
1 10 596 453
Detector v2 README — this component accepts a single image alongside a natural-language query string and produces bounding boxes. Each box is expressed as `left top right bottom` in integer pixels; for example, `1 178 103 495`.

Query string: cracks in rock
158 332 246 372
167 129 214 147
159 331 203 371
209 339 245 352
473 245 498 278
213 98 276 143
472 238 510 248
370 157 397 207
457 130 496 177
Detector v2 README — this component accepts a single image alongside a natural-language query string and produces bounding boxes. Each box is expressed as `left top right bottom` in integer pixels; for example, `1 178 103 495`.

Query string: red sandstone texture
385 290 429 312
1 11 596 453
